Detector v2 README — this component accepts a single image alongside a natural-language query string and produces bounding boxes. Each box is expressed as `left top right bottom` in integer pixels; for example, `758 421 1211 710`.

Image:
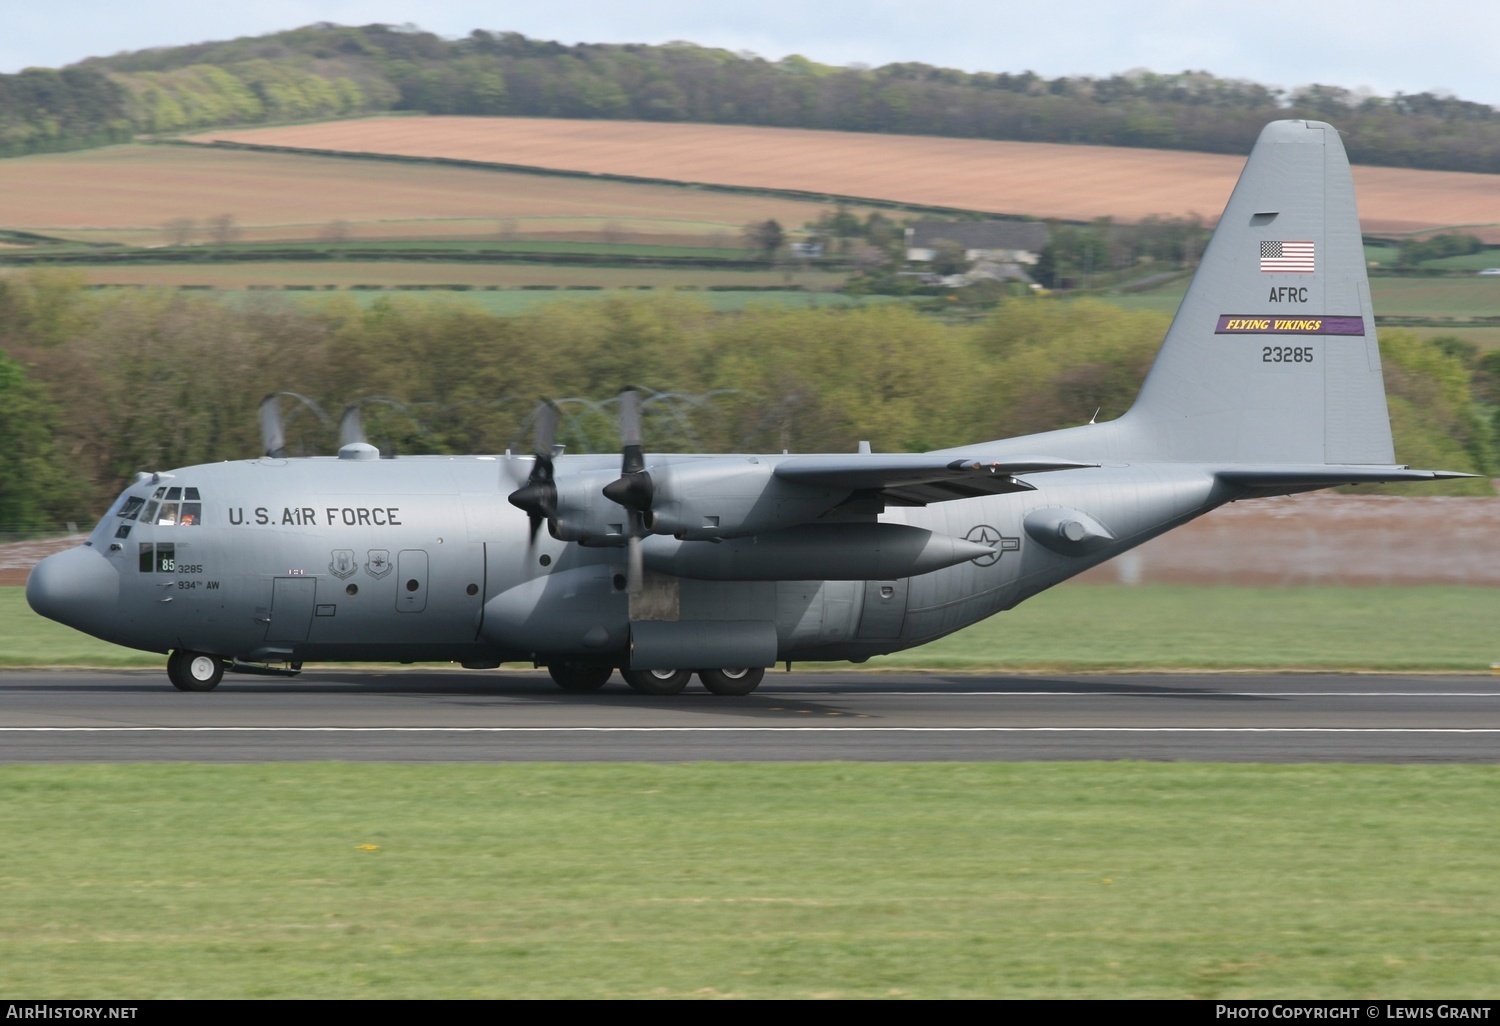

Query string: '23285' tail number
1263 345 1314 363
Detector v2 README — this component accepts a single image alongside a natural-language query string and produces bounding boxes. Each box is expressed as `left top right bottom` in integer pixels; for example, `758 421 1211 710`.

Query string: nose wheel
167 650 224 692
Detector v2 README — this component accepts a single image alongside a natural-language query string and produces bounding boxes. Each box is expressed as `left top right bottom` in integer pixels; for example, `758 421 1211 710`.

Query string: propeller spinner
507 401 560 545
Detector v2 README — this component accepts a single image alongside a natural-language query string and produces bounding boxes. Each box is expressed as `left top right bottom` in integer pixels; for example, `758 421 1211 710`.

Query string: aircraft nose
27 546 121 641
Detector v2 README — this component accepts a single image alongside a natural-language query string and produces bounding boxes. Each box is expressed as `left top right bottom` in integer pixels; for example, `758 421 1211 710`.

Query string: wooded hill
4 23 1499 172
0 271 1493 529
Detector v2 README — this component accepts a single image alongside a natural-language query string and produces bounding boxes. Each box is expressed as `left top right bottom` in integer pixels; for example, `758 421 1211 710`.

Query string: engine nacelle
549 469 631 545
645 458 838 540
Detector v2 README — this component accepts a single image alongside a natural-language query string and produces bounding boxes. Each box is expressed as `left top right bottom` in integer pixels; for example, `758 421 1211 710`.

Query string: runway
3 668 1499 762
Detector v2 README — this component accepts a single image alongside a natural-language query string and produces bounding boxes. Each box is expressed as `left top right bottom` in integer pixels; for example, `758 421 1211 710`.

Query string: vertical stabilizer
1121 120 1392 465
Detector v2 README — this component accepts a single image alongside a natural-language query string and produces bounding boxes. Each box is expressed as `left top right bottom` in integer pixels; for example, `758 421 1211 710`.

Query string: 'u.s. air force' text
228 506 403 527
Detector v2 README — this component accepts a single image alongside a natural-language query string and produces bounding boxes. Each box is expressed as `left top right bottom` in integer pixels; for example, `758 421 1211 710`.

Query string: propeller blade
626 533 644 596
603 387 655 513
258 394 287 458
338 405 367 448
619 387 644 474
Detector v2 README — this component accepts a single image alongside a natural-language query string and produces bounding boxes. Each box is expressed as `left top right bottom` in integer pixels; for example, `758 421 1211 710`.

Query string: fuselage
28 449 1232 669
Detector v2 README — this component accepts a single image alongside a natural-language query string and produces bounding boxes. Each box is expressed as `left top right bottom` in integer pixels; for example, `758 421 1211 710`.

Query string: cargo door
266 577 317 642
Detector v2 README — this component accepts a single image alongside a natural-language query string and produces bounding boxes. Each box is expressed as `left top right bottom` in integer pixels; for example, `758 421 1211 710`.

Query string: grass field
1421 252 1500 271
0 144 851 246
5 583 1495 672
190 116 1500 237
67 261 846 291
2 761 1498 998
1099 276 1500 339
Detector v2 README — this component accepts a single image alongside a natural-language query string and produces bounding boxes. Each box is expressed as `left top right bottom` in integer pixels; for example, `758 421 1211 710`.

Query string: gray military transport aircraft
27 119 1469 695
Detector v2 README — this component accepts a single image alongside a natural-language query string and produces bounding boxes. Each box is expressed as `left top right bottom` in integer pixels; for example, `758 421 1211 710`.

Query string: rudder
1121 120 1392 465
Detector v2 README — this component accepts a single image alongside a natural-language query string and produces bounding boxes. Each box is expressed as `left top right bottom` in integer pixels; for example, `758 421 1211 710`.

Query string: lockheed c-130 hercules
27 120 1469 695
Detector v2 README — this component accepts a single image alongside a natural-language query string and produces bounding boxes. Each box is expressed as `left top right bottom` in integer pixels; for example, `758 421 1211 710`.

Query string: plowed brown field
0 144 849 244
192 116 1500 238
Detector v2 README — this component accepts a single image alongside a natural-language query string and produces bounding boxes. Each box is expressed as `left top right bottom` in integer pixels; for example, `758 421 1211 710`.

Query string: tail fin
1121 119 1392 465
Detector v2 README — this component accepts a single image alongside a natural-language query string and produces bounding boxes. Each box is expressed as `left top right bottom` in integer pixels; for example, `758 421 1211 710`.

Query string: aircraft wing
774 454 1094 505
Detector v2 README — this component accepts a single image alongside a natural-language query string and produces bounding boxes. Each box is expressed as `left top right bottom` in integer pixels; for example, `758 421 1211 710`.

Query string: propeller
507 400 560 545
259 392 335 457
259 394 288 458
338 405 366 448
602 388 655 595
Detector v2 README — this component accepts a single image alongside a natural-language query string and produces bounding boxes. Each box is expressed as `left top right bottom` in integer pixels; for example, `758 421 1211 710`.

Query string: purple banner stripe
1215 315 1365 335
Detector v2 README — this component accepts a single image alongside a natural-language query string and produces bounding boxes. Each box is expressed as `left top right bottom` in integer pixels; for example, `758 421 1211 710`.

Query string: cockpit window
153 487 166 499
134 487 203 526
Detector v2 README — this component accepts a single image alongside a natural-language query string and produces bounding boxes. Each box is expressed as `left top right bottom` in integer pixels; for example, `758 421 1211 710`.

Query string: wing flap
775 454 1093 504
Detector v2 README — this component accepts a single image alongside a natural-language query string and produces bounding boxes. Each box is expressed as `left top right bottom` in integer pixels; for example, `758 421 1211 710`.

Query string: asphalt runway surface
3 668 1499 762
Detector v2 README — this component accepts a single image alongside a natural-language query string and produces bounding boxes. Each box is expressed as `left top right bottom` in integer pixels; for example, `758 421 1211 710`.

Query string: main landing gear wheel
167 650 224 692
548 663 613 693
621 668 692 696
698 667 766 696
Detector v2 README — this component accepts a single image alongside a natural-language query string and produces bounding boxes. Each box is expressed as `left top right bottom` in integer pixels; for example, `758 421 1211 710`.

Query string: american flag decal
1260 240 1315 273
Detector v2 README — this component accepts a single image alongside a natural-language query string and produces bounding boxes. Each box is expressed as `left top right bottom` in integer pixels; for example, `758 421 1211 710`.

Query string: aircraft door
397 549 428 612
266 577 317 643
857 579 909 639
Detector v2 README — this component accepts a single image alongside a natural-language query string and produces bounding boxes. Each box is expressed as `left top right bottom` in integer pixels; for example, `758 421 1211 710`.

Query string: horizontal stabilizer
1217 466 1479 490
775 453 1093 505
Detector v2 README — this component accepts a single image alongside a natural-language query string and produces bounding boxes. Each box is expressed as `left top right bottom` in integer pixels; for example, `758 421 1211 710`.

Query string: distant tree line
2 23 1498 172
0 67 133 157
0 271 1491 528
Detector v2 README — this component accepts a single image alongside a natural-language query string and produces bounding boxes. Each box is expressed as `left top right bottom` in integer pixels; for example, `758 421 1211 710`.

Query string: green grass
21 239 755 260
410 289 905 315
1367 277 1500 319
6 583 1496 672
1096 276 1500 321
870 584 1500 672
1415 251 1500 271
1 762 1498 998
